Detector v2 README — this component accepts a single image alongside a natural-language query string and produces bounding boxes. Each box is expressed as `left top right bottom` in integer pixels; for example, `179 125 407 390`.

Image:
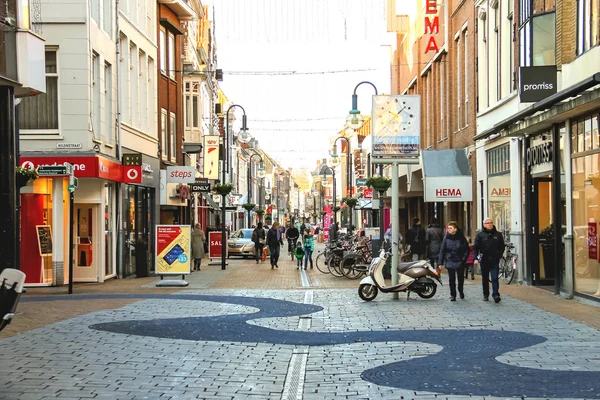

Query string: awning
201 192 220 210
421 149 472 202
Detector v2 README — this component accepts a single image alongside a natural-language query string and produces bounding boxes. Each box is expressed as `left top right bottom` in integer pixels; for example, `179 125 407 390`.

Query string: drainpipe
115 0 123 277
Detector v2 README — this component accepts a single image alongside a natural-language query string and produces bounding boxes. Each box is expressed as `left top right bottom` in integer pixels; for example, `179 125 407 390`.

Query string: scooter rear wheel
358 284 378 301
416 282 437 299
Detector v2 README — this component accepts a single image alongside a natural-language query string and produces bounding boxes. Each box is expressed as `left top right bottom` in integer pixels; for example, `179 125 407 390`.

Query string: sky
212 0 394 170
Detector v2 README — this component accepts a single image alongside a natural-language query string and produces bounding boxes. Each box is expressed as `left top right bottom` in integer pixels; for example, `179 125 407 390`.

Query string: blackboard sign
36 225 53 256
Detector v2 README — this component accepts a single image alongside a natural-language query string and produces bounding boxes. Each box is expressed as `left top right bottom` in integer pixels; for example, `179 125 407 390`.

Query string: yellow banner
155 225 191 274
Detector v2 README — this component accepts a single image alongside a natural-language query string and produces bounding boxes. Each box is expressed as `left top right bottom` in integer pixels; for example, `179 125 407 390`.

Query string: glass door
73 204 98 282
530 177 555 286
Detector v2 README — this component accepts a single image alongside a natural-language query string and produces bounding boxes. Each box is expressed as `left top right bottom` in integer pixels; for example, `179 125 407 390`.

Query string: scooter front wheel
358 284 378 301
416 282 437 299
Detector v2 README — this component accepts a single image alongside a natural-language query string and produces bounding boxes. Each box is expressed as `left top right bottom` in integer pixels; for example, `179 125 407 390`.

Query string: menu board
36 225 53 256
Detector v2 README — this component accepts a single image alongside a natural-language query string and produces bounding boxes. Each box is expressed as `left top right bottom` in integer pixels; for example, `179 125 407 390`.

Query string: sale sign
589 222 597 260
209 231 228 259
155 225 191 274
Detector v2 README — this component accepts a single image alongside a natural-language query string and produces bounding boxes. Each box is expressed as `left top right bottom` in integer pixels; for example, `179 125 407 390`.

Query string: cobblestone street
1 244 600 399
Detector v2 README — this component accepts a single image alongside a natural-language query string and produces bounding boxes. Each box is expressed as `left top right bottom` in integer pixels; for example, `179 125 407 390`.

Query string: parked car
227 229 256 258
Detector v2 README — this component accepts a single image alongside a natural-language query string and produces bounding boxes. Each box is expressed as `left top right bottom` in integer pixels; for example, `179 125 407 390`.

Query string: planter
16 172 31 189
214 184 233 196
367 177 392 193
135 244 148 278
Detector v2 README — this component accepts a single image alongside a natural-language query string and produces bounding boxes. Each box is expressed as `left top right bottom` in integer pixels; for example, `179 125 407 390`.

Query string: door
73 204 98 282
529 177 555 286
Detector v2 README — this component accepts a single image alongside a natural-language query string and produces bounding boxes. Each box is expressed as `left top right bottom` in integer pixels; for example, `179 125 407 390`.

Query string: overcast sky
213 0 394 170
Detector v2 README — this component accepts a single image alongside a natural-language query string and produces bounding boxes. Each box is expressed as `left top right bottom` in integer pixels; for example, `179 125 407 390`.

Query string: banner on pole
203 136 220 180
372 95 420 157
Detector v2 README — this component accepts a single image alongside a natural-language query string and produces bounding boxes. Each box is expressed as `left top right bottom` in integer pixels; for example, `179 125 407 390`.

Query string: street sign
356 178 367 186
189 181 211 193
38 165 71 176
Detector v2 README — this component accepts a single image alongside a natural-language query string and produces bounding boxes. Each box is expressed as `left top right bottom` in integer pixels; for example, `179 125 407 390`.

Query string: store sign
526 141 553 170
588 222 597 260
424 0 439 53
364 188 373 199
488 174 512 201
189 179 211 193
372 95 421 157
203 135 220 180
155 225 191 275
519 66 557 103
424 176 472 202
208 231 227 258
20 155 122 182
166 166 195 183
123 165 142 184
356 178 367 186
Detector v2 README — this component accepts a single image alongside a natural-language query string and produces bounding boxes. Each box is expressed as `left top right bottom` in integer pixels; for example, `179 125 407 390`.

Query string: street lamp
321 165 336 224
247 149 265 228
330 136 352 230
222 104 247 270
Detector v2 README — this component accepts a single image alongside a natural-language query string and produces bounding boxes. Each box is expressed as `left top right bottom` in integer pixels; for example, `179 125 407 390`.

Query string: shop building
475 0 600 301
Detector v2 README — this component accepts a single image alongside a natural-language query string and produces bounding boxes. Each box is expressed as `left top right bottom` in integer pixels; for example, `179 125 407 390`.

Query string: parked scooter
358 243 442 301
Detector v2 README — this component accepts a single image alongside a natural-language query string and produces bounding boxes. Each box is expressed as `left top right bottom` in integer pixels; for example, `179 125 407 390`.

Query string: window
139 50 147 132
119 35 129 123
102 0 111 34
487 144 510 175
532 13 555 65
496 7 502 100
104 62 112 143
19 49 59 132
425 72 431 147
129 42 137 127
464 30 469 126
147 57 155 136
161 109 168 160
92 52 101 138
91 0 99 22
159 29 166 75
572 113 600 154
519 0 555 66
169 112 176 162
185 82 200 130
440 58 445 139
456 35 462 131
168 33 175 79
577 0 598 55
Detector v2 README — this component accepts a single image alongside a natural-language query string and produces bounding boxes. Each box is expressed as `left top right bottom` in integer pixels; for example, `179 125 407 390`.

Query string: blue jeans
481 261 500 298
304 248 313 268
269 245 280 266
297 257 303 266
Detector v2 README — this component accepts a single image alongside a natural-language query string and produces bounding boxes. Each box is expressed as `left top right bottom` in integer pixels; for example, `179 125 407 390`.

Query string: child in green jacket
294 241 304 268
303 231 315 270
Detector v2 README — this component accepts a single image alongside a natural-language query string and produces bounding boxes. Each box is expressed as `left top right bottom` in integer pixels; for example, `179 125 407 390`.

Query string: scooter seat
397 260 428 272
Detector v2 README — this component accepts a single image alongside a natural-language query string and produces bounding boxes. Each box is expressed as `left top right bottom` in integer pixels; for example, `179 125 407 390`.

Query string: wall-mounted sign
189 180 211 193
526 141 553 170
488 174 511 201
203 135 220 180
372 95 421 157
155 225 191 275
166 166 195 183
424 0 439 53
56 143 82 149
363 188 373 199
519 66 557 103
356 178 367 186
424 176 473 202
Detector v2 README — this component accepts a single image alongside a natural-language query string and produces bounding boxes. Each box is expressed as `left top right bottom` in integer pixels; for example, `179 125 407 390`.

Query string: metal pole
68 192 74 294
379 190 384 254
346 142 352 231
391 163 399 299
247 162 251 228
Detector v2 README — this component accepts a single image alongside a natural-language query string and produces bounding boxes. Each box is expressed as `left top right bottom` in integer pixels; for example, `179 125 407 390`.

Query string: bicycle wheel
328 257 344 277
498 259 506 280
340 255 359 279
315 253 330 274
503 256 516 284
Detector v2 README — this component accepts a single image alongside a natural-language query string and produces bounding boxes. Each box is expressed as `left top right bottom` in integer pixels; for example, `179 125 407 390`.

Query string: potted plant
366 176 392 193
342 196 358 209
256 209 265 217
130 237 148 278
16 166 38 188
214 183 233 196
242 203 256 212
332 206 341 213
320 211 327 217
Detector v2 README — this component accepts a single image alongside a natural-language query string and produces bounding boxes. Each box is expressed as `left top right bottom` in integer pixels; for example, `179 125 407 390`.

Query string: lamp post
222 104 248 270
347 81 380 232
312 183 319 224
330 136 352 231
247 150 265 228
321 165 335 223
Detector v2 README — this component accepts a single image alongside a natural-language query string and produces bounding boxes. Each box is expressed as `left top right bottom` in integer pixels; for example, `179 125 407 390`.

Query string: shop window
532 13 555 66
19 49 60 133
161 109 167 160
170 112 176 162
577 0 598 55
572 153 600 297
572 114 600 154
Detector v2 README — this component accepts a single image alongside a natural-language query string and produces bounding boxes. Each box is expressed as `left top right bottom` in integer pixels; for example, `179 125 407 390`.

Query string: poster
155 225 191 274
36 225 53 256
589 222 597 260
372 95 420 157
323 205 332 241
209 232 228 259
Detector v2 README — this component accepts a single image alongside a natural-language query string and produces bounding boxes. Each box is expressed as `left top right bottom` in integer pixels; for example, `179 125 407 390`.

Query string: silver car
227 229 256 258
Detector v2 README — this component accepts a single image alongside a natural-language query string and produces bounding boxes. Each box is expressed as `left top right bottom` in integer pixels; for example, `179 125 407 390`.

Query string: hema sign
519 66 557 103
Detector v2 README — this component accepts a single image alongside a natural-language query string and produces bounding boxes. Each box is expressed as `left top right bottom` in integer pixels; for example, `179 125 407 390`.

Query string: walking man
473 218 505 303
267 221 284 269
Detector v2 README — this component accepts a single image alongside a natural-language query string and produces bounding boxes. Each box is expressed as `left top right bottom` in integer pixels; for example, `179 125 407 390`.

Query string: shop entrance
529 177 556 286
73 204 98 282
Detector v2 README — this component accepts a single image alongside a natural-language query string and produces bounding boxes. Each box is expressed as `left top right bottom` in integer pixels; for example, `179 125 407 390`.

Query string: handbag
259 238 266 245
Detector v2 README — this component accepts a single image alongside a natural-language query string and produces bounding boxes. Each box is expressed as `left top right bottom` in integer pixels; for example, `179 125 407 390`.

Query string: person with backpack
251 222 266 264
426 218 444 272
406 217 426 261
303 229 315 270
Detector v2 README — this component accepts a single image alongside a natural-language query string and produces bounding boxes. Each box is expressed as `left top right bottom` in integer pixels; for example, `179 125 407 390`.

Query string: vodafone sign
166 166 195 183
20 155 123 182
123 165 142 184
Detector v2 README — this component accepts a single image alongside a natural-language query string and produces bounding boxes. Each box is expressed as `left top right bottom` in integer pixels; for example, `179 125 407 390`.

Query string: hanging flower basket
16 166 38 188
311 212 319 218
320 211 327 217
256 209 265 217
342 196 358 208
214 183 233 196
366 176 392 192
242 203 256 212
332 206 341 213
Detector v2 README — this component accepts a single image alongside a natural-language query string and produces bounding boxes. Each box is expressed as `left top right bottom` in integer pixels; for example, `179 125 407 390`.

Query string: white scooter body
359 251 416 291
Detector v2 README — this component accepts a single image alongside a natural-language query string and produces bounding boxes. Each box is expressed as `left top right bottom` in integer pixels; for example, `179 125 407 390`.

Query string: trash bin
318 233 324 243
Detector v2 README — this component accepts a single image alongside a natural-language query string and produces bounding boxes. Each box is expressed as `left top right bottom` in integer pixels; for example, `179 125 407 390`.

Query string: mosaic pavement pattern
1 287 600 399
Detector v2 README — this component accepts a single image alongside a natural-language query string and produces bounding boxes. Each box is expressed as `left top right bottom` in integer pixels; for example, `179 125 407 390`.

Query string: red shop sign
123 165 143 184
208 231 228 259
20 155 122 182
589 222 597 260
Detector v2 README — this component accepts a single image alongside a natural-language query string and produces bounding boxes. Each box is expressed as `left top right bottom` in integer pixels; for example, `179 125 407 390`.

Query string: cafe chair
0 268 26 332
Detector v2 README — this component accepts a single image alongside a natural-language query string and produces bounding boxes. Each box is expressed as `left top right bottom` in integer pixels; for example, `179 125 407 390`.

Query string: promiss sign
519 66 557 103
526 142 553 170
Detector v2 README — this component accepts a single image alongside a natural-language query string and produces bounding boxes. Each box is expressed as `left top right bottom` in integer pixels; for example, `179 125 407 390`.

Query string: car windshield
232 230 253 239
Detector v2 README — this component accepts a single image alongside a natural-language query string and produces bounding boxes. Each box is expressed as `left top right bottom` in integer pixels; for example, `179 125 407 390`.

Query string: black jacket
252 227 265 246
473 225 505 264
286 227 299 240
426 224 444 258
406 224 427 255
438 230 469 269
266 227 283 248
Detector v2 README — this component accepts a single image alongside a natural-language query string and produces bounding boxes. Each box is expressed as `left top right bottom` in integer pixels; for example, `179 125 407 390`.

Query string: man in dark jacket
426 218 444 271
329 221 338 242
473 218 505 303
406 217 426 261
266 221 284 269
286 223 300 255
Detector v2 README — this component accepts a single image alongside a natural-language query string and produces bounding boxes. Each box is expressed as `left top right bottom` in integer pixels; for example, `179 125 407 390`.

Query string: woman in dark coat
252 222 266 264
438 221 470 301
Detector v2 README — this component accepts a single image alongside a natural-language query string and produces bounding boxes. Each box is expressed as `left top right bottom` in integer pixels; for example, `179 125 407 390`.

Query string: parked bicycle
499 242 518 284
